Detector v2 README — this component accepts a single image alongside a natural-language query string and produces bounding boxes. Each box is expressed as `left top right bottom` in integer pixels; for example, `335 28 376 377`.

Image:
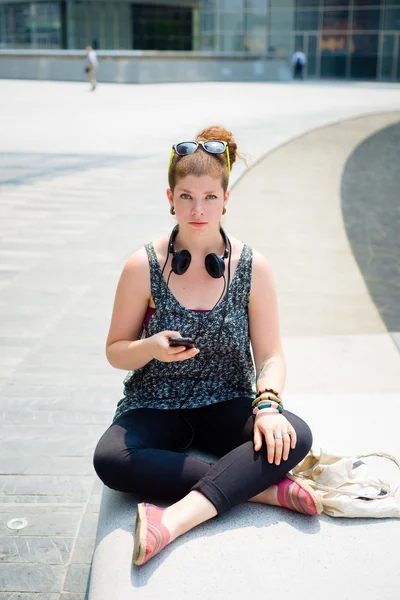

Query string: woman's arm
106 247 198 370
105 247 155 371
248 250 286 396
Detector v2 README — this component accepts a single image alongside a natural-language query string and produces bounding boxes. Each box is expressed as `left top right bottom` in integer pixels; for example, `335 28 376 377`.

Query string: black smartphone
168 337 195 349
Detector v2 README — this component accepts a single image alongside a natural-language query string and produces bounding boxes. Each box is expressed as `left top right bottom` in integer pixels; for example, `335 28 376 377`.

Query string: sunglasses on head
168 140 231 177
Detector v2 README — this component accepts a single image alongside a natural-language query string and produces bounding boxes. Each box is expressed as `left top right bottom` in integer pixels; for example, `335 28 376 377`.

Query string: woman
93 125 321 567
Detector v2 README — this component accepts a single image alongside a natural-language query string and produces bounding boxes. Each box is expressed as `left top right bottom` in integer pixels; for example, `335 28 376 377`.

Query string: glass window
220 13 244 33
384 9 400 31
132 4 193 51
323 0 349 6
295 33 304 49
295 10 319 31
381 56 394 79
270 10 295 31
268 32 293 58
0 2 61 48
307 54 317 75
382 34 394 56
350 34 378 55
219 0 244 10
244 31 267 52
201 11 215 33
380 35 394 78
246 0 268 13
202 0 217 8
397 49 400 80
349 34 378 78
321 54 346 77
220 30 244 52
296 0 320 6
200 33 217 50
322 10 349 32
352 9 380 31
321 34 348 78
352 0 380 5
307 34 317 54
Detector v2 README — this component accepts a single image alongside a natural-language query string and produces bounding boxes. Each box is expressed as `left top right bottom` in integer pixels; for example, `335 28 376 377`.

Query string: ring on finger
274 433 283 440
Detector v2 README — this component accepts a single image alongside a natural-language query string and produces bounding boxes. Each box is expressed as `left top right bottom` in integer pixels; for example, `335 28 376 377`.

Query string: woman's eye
180 194 191 199
206 195 217 200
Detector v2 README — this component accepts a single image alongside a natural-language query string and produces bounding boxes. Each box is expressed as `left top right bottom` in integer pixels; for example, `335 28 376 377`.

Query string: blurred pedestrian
85 46 98 91
292 49 307 80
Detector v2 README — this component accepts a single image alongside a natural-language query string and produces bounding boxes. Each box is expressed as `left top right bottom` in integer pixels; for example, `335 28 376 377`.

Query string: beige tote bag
292 449 400 518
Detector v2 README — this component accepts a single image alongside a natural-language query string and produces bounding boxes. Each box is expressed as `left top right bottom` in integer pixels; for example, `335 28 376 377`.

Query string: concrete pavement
0 79 399 599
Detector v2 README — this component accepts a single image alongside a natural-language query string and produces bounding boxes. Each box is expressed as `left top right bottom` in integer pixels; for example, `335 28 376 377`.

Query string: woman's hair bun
196 125 238 169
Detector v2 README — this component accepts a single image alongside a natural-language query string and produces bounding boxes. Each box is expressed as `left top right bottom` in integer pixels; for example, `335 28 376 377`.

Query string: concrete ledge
0 50 291 84
88 394 400 600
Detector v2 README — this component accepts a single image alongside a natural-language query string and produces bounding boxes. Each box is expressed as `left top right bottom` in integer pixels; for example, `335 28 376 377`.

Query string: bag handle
358 452 400 497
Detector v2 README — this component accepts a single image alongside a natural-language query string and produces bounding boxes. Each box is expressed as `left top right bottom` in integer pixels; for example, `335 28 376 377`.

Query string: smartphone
168 337 195 349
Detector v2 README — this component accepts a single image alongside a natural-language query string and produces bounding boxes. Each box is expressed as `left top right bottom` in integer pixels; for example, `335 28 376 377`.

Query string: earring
222 207 227 215
170 207 175 215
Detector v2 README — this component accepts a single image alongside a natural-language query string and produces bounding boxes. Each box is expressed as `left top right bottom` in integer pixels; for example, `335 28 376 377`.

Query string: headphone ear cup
171 250 191 275
205 253 225 279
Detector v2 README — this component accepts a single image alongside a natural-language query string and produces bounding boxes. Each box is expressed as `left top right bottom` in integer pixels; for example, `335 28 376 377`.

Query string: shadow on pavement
341 121 400 333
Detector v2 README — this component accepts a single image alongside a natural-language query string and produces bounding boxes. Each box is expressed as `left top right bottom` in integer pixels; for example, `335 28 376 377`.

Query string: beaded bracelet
255 388 280 399
252 394 283 409
253 402 284 415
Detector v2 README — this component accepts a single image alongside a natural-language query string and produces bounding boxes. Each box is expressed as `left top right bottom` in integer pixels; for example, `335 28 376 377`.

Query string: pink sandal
133 503 171 566
276 474 323 516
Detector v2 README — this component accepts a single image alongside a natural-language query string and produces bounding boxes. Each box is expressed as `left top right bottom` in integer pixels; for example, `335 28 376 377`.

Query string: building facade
0 0 399 81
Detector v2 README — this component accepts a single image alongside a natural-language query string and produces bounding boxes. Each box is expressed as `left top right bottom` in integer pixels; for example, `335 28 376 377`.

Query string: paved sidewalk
0 79 399 599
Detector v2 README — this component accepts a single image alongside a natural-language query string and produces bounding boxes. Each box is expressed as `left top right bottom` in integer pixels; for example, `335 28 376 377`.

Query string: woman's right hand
146 331 200 363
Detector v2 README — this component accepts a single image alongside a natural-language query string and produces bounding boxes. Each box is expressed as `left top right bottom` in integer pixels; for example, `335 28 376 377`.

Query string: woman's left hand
253 412 297 465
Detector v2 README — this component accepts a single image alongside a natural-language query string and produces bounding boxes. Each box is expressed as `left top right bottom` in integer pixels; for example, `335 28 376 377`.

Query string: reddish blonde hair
168 125 243 192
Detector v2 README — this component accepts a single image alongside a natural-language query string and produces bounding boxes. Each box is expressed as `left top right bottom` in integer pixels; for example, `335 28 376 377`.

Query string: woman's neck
173 225 226 259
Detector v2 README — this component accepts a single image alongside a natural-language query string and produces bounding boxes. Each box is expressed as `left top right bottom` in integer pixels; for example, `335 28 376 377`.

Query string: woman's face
167 175 229 234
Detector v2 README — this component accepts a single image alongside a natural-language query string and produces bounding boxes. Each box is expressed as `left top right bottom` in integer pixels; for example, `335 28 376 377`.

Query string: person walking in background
292 48 307 80
85 46 98 91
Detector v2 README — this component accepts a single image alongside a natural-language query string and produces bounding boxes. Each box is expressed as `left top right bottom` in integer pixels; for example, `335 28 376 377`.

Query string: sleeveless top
112 242 255 421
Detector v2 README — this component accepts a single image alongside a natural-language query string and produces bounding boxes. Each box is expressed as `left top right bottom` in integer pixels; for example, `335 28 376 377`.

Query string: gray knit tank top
113 242 255 421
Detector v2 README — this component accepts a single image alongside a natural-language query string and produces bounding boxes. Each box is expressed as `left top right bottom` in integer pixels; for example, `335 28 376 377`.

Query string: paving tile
0 457 95 476
0 505 82 514
0 495 87 505
70 537 96 564
0 438 99 458
0 595 59 599
77 514 99 538
0 536 73 564
63 564 91 594
0 475 94 498
0 512 81 537
0 564 64 592
1 424 105 440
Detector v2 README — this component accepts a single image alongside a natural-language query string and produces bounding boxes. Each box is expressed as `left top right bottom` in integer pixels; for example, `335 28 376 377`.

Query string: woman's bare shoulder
123 235 168 270
226 235 244 262
247 246 275 289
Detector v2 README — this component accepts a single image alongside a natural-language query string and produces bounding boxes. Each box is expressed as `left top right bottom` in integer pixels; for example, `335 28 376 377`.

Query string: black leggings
93 398 313 515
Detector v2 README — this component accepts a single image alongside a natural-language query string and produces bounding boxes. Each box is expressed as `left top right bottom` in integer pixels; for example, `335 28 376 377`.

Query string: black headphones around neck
168 225 229 279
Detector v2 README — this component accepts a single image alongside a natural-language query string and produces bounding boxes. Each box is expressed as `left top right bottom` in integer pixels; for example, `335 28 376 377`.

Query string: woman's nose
191 204 205 216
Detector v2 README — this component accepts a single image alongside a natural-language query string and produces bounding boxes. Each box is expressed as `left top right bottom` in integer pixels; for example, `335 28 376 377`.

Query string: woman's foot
133 503 171 566
276 474 323 515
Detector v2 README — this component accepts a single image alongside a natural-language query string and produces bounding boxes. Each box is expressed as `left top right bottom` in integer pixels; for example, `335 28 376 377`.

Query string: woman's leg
93 408 214 502
160 399 313 540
